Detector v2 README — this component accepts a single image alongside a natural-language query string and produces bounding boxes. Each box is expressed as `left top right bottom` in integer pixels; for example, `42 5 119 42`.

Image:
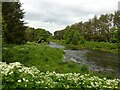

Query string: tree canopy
2 2 26 44
25 26 52 43
54 11 120 44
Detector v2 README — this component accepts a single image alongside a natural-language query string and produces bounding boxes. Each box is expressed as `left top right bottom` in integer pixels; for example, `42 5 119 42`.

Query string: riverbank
53 40 118 54
2 42 118 78
2 42 63 72
2 42 91 74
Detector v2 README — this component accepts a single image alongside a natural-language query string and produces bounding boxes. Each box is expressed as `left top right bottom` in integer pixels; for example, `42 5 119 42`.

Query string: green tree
71 30 81 45
114 11 120 42
25 27 35 42
64 30 84 45
2 2 26 44
34 28 52 43
64 30 74 44
54 11 119 43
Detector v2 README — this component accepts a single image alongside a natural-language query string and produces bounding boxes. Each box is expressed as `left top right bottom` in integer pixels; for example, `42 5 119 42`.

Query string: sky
20 0 119 34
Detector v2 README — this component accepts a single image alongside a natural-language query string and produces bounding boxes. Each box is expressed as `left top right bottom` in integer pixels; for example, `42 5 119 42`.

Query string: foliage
54 30 64 40
80 41 118 54
25 27 35 42
64 30 84 45
2 42 65 72
110 38 119 43
25 27 52 43
1 62 120 89
34 28 52 43
2 42 118 79
54 40 118 54
54 11 119 43
2 2 26 44
2 42 93 74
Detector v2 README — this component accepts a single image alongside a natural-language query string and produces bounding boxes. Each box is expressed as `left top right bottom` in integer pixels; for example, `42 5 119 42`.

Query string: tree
54 11 119 43
71 30 81 45
34 28 52 43
114 11 120 42
64 30 84 45
25 27 35 42
2 2 26 44
54 30 64 40
64 30 74 44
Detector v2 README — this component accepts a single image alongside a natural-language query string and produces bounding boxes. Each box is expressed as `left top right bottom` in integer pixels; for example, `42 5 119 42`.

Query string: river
49 42 120 78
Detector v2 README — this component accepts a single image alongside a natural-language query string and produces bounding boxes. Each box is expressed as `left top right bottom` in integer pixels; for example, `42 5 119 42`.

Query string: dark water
49 42 120 77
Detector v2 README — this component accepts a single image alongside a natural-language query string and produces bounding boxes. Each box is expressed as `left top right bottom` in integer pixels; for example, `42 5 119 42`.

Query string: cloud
20 0 119 34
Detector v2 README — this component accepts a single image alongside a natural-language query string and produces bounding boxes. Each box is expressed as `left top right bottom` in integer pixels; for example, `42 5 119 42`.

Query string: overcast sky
20 0 119 34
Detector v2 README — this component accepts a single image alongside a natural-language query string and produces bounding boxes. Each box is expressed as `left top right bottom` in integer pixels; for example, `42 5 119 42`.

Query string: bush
110 38 118 43
80 64 89 74
1 62 120 89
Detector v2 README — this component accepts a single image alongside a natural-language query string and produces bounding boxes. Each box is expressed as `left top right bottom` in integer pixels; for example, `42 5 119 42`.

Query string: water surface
49 42 120 77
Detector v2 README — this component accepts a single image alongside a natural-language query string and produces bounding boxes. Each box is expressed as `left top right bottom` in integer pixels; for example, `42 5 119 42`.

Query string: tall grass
2 42 90 74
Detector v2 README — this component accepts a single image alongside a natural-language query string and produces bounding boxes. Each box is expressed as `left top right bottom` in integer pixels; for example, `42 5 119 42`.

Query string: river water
49 42 120 78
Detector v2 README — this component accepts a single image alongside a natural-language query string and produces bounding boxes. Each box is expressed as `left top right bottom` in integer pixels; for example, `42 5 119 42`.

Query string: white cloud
25 20 65 34
20 0 119 34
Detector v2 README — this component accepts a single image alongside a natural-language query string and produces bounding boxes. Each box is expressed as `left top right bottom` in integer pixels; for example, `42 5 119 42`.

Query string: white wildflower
23 78 25 81
9 71 13 75
18 80 21 82
25 84 27 87
26 79 29 82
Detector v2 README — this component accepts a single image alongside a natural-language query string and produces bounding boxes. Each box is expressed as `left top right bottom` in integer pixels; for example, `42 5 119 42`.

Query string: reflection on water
49 42 120 78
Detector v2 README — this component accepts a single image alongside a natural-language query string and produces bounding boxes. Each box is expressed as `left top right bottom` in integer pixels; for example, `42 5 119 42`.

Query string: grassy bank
3 42 63 73
53 40 118 54
2 42 90 74
2 42 118 78
79 41 118 54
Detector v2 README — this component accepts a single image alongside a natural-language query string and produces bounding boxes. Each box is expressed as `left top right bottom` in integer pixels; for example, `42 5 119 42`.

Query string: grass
79 41 118 53
2 42 63 72
51 40 119 78
53 40 118 54
2 42 118 78
2 42 90 74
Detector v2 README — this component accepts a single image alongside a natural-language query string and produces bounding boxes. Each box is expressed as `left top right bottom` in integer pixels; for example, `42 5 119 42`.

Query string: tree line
2 2 52 45
25 26 52 43
54 11 120 45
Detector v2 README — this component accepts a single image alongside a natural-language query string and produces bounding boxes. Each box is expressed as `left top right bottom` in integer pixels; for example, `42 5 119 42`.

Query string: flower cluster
1 62 120 89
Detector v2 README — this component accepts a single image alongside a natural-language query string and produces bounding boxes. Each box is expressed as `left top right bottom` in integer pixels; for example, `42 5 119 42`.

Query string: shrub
1 62 120 89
